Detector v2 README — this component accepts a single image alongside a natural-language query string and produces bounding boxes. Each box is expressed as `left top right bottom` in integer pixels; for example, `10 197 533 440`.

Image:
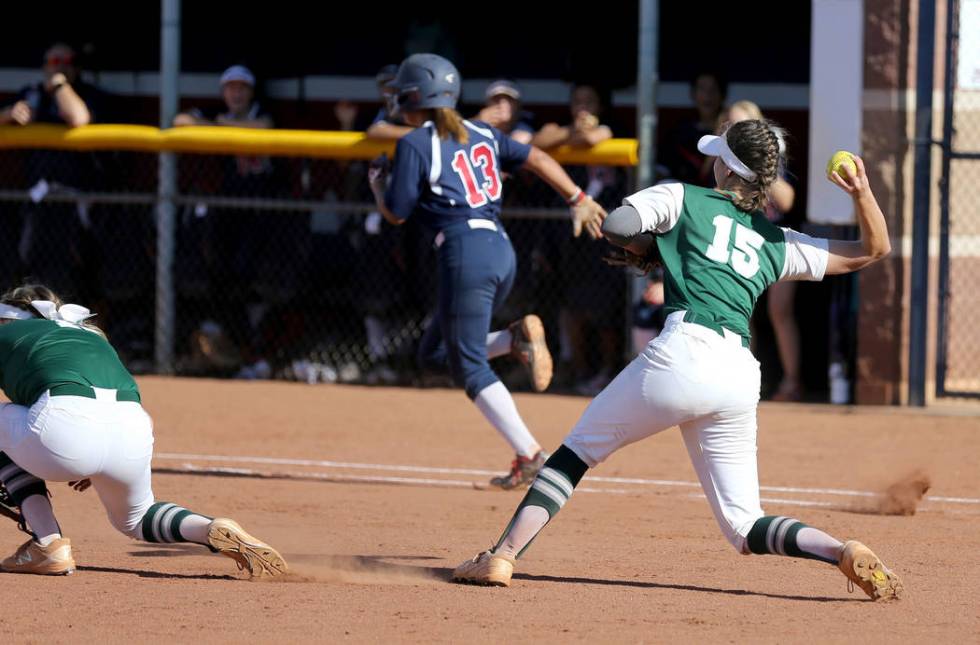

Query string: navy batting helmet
388 53 460 111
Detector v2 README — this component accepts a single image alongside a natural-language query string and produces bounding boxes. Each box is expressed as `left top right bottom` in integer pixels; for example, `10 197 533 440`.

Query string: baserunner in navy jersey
0 284 286 578
453 119 904 601
369 53 606 490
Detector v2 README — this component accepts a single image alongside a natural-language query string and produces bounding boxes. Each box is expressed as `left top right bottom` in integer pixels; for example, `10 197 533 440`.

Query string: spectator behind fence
337 66 413 384
663 71 727 187
172 65 300 377
365 64 414 141
0 43 107 303
476 80 535 145
722 100 800 401
0 43 93 128
533 84 625 396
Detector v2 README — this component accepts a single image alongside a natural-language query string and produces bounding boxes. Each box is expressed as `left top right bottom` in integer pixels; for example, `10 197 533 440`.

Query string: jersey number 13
451 142 501 208
705 214 765 278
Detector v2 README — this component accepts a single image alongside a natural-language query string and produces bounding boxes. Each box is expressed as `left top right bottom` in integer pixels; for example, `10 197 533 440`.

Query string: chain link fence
0 136 637 394
0 147 158 368
938 83 980 397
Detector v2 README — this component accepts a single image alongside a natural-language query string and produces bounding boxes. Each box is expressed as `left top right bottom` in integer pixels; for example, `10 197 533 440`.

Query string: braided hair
723 118 786 213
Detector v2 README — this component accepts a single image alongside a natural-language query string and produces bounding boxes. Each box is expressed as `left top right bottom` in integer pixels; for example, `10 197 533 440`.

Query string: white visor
697 134 758 182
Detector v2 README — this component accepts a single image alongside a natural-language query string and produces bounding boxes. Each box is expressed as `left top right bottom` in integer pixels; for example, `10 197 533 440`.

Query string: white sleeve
623 181 685 234
779 228 830 281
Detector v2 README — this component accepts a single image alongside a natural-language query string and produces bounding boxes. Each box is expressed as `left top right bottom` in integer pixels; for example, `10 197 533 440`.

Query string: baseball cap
485 80 521 101
220 65 255 87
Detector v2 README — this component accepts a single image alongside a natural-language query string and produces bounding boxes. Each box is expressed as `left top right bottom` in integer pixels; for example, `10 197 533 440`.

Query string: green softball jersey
625 182 830 341
0 318 139 405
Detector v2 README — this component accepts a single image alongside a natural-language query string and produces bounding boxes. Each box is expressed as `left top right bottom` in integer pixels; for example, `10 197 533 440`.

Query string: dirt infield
2 377 979 643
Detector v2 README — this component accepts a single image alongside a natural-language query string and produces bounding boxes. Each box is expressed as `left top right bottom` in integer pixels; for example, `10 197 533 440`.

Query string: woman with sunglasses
369 53 606 490
0 43 93 128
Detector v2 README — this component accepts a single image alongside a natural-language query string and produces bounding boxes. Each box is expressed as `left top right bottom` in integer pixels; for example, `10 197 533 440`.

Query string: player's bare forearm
523 146 580 201
825 157 891 274
377 203 404 226
826 191 891 273
525 147 606 238
854 190 891 259
370 189 404 226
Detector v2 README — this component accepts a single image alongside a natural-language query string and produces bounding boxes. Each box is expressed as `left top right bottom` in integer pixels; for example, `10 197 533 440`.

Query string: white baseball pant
564 311 764 553
0 391 155 539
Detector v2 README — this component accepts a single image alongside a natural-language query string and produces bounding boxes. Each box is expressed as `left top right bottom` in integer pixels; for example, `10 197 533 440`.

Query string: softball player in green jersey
454 119 903 601
0 285 286 577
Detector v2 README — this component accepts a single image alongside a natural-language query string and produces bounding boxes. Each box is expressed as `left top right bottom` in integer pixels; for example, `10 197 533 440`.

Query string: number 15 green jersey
624 182 830 340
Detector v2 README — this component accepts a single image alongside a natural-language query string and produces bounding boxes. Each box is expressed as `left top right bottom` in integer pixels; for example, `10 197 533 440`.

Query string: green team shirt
625 182 829 340
0 318 139 405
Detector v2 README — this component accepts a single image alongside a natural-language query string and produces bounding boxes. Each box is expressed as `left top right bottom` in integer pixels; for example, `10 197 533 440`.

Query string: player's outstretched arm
522 146 606 239
824 155 891 275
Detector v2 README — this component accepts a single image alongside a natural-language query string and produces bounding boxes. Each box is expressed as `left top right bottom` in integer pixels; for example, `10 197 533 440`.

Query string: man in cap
172 65 282 376
173 65 272 130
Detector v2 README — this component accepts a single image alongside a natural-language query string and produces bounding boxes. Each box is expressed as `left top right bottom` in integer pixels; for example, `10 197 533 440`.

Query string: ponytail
434 108 469 144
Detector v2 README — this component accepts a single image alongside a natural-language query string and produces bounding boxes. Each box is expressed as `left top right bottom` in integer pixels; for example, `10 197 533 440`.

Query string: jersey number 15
705 214 765 278
451 142 501 208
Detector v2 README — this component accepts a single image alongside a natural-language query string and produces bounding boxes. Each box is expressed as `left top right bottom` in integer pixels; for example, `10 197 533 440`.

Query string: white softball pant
0 391 155 539
564 311 764 553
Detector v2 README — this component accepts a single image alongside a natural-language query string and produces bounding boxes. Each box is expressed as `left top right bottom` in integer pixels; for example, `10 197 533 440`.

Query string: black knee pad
543 445 589 487
0 452 48 506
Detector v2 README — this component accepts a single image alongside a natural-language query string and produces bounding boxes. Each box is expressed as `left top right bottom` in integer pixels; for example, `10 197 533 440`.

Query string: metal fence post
908 0 936 405
636 0 658 192
156 0 180 373
625 0 659 361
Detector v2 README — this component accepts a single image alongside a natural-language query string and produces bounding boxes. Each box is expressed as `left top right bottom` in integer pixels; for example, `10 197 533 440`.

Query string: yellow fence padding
0 124 638 166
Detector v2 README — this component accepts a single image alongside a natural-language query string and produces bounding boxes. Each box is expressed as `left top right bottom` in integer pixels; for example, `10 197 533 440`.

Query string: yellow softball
826 150 857 178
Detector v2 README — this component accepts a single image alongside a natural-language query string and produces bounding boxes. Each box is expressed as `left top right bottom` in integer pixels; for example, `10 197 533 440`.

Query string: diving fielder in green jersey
453 118 903 601
0 284 286 577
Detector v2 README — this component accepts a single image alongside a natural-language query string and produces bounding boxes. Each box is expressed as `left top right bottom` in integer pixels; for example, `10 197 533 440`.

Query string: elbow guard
601 204 643 248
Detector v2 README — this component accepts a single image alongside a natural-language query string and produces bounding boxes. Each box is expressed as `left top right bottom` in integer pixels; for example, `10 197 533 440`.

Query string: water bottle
829 361 850 404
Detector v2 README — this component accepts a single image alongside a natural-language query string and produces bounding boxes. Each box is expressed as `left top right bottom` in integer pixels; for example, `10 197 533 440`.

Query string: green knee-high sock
140 502 213 544
746 516 842 564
